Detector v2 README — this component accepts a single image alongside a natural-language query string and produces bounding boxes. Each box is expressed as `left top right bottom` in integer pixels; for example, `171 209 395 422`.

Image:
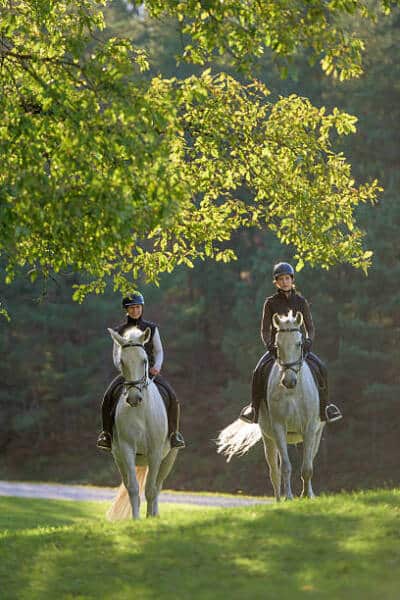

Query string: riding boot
97 374 125 450
168 399 186 449
154 374 186 449
240 352 274 423
239 376 264 423
318 383 343 423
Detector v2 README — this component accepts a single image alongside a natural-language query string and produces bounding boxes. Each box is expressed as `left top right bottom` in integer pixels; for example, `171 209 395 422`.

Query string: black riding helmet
273 262 295 280
122 292 145 309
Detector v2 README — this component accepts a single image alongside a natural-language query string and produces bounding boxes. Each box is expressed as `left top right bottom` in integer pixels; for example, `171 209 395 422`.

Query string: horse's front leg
145 451 163 517
272 425 293 501
120 442 141 518
262 435 281 502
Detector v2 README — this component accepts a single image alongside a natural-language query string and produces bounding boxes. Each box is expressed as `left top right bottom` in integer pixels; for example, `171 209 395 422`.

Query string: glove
303 338 312 353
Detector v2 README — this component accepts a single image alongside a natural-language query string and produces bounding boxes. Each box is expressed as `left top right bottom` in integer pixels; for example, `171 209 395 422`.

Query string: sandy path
0 480 272 508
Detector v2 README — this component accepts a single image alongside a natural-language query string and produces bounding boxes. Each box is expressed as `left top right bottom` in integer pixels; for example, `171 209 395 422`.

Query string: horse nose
126 390 142 407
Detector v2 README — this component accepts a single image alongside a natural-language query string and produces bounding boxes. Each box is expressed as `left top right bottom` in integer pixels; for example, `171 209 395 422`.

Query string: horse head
108 327 151 407
272 311 304 389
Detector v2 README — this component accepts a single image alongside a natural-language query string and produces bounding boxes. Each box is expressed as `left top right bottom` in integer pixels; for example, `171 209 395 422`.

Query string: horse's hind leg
153 449 178 516
301 427 320 499
262 436 281 502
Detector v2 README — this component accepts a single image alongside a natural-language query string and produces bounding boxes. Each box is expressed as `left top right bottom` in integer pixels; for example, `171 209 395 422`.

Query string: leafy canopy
0 0 395 300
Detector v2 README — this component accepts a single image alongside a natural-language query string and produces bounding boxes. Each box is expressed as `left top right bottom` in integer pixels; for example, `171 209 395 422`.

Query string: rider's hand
303 338 312 353
149 367 160 376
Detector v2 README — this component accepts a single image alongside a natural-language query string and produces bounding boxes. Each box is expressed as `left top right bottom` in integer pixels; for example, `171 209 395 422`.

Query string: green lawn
1 490 399 600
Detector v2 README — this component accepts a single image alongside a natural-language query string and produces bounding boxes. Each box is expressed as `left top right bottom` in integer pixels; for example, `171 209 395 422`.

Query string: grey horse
106 326 178 519
217 311 325 500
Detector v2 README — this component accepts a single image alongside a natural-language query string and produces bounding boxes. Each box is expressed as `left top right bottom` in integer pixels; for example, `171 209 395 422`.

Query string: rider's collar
127 315 143 326
277 287 295 297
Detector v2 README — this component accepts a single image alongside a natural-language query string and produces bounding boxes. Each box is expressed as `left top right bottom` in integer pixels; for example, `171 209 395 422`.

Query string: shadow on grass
0 497 105 532
2 492 400 600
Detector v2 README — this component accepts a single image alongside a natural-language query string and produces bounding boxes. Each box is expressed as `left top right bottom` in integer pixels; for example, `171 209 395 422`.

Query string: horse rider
239 262 343 425
96 291 186 451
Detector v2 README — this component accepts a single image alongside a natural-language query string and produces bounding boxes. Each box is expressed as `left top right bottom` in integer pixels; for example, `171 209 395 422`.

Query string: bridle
120 342 150 393
275 328 304 374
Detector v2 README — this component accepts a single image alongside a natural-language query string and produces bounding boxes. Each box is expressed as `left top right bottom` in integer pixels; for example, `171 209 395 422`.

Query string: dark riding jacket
261 288 315 348
116 316 157 368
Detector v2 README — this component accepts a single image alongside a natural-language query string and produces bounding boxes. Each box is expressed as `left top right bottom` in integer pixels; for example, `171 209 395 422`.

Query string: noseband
121 342 149 393
276 328 303 374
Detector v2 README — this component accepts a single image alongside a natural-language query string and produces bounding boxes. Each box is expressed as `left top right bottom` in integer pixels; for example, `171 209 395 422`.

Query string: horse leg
112 449 128 487
301 426 319 499
262 435 281 501
272 425 293 500
145 451 163 518
153 449 178 516
120 443 141 518
312 423 325 460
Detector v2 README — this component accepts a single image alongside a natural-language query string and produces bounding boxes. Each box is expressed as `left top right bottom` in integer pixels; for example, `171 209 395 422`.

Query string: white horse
106 326 178 519
217 311 325 501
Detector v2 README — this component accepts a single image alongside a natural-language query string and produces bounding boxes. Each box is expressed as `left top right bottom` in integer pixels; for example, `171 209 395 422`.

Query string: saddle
152 378 171 411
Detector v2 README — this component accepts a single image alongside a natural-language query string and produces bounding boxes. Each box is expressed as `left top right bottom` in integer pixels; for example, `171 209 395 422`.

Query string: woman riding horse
239 262 342 424
97 291 186 450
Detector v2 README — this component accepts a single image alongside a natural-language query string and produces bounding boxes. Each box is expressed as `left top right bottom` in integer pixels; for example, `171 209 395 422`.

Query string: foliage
0 2 399 496
146 0 399 78
1 491 400 599
1 0 394 302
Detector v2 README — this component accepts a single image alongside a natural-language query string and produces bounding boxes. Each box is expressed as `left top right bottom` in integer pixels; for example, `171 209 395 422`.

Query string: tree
0 1 396 305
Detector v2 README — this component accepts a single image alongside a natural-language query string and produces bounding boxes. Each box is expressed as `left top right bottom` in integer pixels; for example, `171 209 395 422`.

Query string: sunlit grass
1 490 399 599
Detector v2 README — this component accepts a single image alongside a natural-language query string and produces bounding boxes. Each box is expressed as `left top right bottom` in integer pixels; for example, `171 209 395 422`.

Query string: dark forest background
0 2 399 495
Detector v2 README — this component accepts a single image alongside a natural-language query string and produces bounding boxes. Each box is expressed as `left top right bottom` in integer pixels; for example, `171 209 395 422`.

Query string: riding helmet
122 292 145 308
273 262 295 280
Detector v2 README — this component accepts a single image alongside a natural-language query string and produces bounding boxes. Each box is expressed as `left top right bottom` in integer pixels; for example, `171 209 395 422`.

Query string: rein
121 342 150 392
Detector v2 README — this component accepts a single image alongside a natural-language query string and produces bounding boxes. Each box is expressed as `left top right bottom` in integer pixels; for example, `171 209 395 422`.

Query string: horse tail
106 466 149 521
216 419 262 462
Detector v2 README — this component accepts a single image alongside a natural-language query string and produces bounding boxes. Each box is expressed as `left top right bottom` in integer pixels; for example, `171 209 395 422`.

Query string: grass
1 490 400 600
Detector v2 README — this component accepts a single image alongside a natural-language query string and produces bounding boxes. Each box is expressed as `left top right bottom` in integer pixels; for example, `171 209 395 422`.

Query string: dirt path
0 480 272 508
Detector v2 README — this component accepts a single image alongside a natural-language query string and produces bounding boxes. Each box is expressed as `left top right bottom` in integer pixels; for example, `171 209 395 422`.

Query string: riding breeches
251 351 329 421
101 374 180 437
251 351 275 421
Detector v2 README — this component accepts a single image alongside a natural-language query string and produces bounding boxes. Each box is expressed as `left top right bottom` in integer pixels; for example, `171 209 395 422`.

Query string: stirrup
96 431 112 451
170 432 186 449
239 405 256 423
325 404 343 423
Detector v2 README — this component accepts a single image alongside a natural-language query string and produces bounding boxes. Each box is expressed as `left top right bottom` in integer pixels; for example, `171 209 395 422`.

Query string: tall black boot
154 375 186 449
319 386 342 423
239 353 274 423
97 374 125 451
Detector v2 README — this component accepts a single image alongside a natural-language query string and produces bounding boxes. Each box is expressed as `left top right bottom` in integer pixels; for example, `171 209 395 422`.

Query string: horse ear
108 328 125 346
295 312 304 327
142 327 151 344
272 313 281 330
